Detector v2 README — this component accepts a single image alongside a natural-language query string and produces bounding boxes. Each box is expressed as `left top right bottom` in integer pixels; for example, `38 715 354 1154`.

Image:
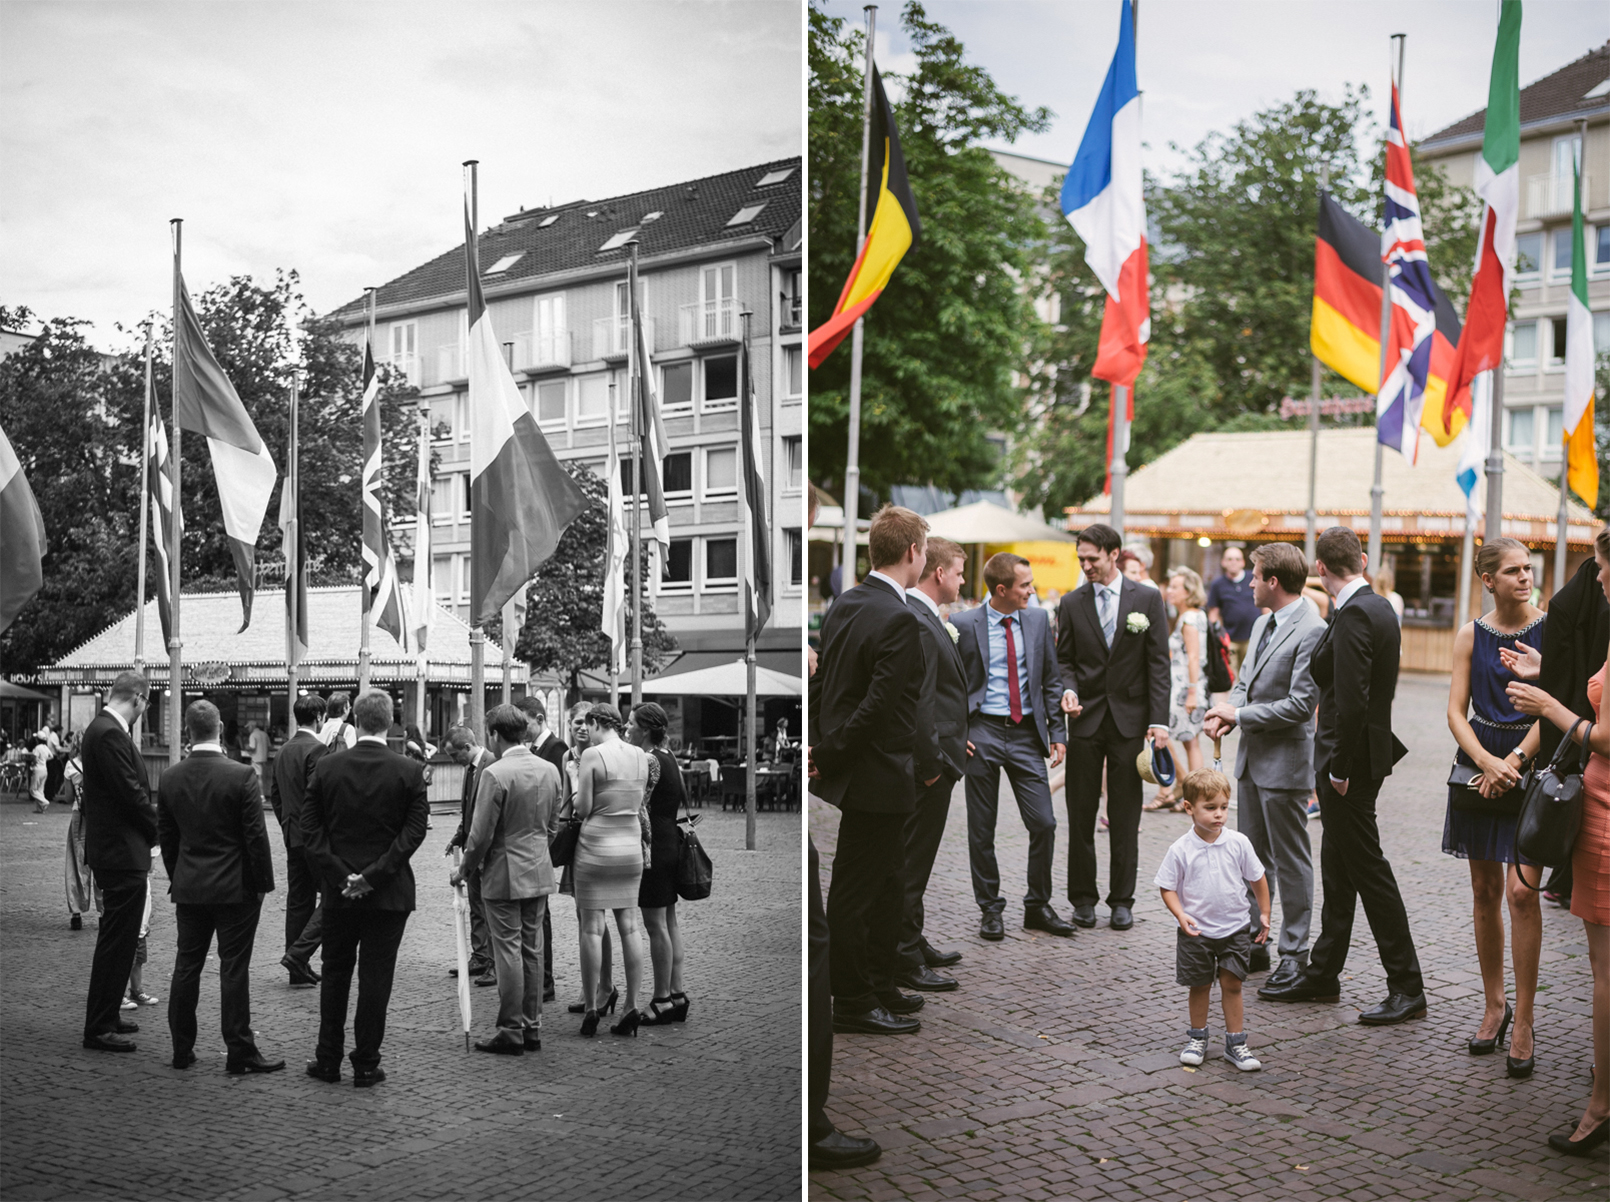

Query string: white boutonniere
945 621 960 644
1126 612 1150 634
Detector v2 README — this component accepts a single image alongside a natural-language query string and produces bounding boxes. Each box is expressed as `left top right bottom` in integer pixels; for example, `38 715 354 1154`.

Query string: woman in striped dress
573 704 649 1037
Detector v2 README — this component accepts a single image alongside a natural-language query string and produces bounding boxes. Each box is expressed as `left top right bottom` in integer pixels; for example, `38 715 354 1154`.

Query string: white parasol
451 847 472 1051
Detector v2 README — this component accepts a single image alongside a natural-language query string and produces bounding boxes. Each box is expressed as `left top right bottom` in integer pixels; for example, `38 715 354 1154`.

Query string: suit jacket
808 576 925 814
530 731 570 801
1226 601 1325 788
268 729 326 849
80 709 158 874
909 594 969 783
1310 587 1410 782
451 747 496 847
1537 555 1610 763
157 750 276 904
1055 577 1171 740
952 602 1066 758
460 745 560 900
301 739 430 911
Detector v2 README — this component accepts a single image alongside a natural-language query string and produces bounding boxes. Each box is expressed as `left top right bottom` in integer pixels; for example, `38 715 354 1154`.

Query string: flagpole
466 160 487 741
1555 120 1585 597
1108 0 1140 538
133 327 153 743
168 219 184 766
628 239 644 711
1368 34 1406 577
500 595 514 704
287 371 301 709
1306 165 1329 565
416 395 430 739
741 309 758 852
841 3 877 590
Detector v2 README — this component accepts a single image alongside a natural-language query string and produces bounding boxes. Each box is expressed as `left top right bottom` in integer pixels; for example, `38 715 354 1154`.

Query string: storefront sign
189 662 232 685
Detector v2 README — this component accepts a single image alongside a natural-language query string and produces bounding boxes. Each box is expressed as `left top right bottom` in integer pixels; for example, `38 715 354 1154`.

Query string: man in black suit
516 694 566 1002
889 535 970 989
1260 526 1425 1025
444 725 498 985
1056 522 1171 931
301 689 430 1086
80 672 157 1053
158 700 283 1073
953 553 1071 939
809 504 929 1035
270 692 327 987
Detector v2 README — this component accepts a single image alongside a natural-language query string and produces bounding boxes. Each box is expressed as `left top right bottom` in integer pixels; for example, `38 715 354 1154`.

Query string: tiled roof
1423 41 1610 146
47 587 509 671
332 158 803 317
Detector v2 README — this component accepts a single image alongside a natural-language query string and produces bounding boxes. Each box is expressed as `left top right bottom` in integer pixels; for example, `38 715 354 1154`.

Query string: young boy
1155 769 1271 1071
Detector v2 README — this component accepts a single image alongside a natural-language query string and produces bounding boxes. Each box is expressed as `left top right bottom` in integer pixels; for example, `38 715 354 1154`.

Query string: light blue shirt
982 603 1033 717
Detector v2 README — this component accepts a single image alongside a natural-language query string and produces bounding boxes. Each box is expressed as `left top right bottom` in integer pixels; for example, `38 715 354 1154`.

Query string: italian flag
0 421 46 635
1441 0 1521 435
1564 153 1599 507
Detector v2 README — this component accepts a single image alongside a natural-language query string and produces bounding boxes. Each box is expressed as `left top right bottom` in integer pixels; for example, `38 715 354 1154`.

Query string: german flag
808 63 921 369
1311 193 1468 444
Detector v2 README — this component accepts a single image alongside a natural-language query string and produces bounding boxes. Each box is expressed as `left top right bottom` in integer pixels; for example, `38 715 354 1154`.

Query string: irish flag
0 422 46 635
1564 151 1599 508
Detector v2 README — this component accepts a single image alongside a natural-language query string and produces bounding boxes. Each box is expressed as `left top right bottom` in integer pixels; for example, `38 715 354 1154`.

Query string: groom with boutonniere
1056 523 1171 932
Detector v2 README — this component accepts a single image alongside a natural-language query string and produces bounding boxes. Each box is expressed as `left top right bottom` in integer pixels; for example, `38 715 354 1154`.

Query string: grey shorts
1176 926 1252 986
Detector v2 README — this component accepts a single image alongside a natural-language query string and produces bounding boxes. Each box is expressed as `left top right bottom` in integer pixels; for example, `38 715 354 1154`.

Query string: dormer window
726 203 766 227
598 227 640 252
755 168 794 187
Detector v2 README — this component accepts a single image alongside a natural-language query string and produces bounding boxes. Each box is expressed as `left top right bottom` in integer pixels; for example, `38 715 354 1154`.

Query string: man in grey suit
450 704 561 1055
1204 542 1324 990
953 552 1071 941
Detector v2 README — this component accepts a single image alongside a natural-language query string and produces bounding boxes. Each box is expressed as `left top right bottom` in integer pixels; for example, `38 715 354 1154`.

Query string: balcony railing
431 345 463 385
511 329 571 371
592 316 655 360
679 298 741 347
1526 171 1592 219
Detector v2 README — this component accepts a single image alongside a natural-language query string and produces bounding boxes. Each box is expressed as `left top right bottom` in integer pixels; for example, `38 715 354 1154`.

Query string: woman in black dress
628 703 690 1025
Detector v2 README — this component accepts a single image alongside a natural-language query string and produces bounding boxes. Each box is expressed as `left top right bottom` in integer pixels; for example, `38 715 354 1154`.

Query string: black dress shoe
281 954 319 987
1109 905 1134 931
171 1050 198 1070
474 971 497 987
979 912 1005 941
1071 905 1098 928
810 1127 882 1171
1247 945 1271 973
82 1033 136 1053
352 1066 387 1088
1358 992 1428 1026
227 1052 286 1074
896 965 958 992
306 1059 342 1083
115 1019 139 1034
832 1005 920 1035
1265 958 1303 989
1258 973 1342 1003
922 943 962 968
542 987 556 1003
1549 1119 1609 1156
1024 905 1075 936
524 1032 542 1051
70 913 82 931
875 990 925 1015
474 1034 525 1055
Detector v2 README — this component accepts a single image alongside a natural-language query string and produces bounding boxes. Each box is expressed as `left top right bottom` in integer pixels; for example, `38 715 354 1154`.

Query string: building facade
1420 41 1610 475
332 159 805 674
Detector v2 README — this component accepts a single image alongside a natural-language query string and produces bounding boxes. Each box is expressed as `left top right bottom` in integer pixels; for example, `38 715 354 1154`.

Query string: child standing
1155 768 1271 1070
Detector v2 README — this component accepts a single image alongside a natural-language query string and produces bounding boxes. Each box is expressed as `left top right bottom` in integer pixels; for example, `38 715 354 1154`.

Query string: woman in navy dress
1445 537 1544 1077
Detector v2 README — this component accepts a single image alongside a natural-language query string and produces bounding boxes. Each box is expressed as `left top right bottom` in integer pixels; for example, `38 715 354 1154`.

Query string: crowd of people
808 500 1610 1170
66 674 696 1081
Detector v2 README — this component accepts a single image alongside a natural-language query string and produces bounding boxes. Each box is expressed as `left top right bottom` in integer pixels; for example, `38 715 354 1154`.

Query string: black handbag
549 795 582 868
1515 719 1592 879
1447 750 1524 815
675 809 713 901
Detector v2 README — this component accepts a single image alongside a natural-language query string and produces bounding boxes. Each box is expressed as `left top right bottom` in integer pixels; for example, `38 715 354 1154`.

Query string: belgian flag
1311 192 1468 443
808 63 922 369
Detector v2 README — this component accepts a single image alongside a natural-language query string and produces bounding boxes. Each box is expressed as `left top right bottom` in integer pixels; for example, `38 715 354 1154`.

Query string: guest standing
318 692 357 751
1206 545 1259 676
270 693 327 987
1155 566 1210 809
517 694 567 1004
29 735 51 813
1444 537 1544 1076
79 672 157 1053
562 702 615 1014
61 753 94 930
629 702 693 1025
443 726 496 984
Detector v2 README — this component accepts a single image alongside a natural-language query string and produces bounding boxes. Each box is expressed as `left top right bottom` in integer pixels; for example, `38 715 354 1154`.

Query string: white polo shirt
1153 827 1265 939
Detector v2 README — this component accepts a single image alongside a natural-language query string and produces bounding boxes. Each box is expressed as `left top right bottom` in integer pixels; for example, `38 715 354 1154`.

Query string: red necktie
1003 616 1023 724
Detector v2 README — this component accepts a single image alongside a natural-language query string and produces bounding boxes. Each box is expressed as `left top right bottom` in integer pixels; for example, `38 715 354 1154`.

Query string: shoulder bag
549 790 582 868
1515 719 1591 882
1448 750 1524 815
675 800 713 901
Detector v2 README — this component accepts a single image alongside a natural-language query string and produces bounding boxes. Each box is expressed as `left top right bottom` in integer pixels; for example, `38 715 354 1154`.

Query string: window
536 379 566 425
696 262 738 341
1549 317 1567 366
786 528 802 587
539 213 560 228
1509 320 1537 365
783 345 802 397
661 361 693 413
704 446 738 497
662 451 692 497
705 537 738 584
1596 311 1610 351
756 168 795 187
664 539 693 590
1515 232 1543 277
534 293 566 365
641 211 663 223
782 268 802 327
1554 134 1582 197
577 373 609 423
1507 407 1534 450
433 555 457 604
1597 225 1610 268
429 395 457 442
1545 406 1565 450
430 476 457 523
598 227 639 252
486 253 522 275
461 473 473 516
726 204 766 227
1554 229 1573 275
703 355 738 409
389 321 418 385
782 436 802 489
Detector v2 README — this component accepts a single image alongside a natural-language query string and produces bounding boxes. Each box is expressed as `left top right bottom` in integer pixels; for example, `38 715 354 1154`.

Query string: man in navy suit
953 552 1071 941
270 692 328 986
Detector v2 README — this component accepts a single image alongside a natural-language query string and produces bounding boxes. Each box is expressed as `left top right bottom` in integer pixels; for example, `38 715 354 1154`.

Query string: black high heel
642 996 674 1026
1506 1019 1535 1079
579 1009 600 1037
1548 1118 1608 1156
601 987 620 1016
669 991 689 1023
1468 1002 1512 1055
610 1008 641 1037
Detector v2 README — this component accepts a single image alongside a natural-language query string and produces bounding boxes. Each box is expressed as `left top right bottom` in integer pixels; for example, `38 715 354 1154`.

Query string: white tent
923 499 1075 544
640 659 803 698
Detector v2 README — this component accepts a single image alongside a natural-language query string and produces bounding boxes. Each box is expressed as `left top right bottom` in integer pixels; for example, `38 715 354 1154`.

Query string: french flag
1061 0 1148 388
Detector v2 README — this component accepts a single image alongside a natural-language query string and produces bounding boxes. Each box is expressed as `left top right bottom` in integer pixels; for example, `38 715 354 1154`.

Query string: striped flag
601 411 628 675
411 401 433 653
278 378 307 667
173 276 277 631
1376 80 1438 461
738 323 771 642
464 166 589 624
631 278 670 556
1563 149 1599 508
0 422 46 635
147 403 178 647
360 341 410 649
1456 373 1492 522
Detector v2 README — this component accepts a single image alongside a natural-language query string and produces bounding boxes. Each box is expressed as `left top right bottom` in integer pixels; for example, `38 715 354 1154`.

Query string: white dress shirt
1233 595 1306 724
906 587 941 619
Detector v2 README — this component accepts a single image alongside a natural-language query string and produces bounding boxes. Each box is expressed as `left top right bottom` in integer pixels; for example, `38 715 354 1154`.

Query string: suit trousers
965 717 1055 914
283 841 323 963
1236 778 1313 959
1306 774 1424 996
808 836 834 1142
894 775 956 972
1065 713 1144 908
484 895 546 1038
317 907 410 1071
543 906 554 994
467 869 491 969
169 897 262 1059
82 868 147 1040
826 809 908 1014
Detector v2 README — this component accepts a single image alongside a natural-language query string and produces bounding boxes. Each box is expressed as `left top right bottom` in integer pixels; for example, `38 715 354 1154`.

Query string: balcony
592 316 656 361
430 345 463 386
511 329 571 372
679 298 742 348
1526 171 1592 219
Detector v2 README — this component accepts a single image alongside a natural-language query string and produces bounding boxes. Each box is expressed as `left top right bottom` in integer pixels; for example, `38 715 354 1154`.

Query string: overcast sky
1 1 801 349
823 0 1605 174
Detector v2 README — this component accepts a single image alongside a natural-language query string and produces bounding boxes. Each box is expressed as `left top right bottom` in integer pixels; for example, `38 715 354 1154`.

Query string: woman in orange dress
1509 525 1610 1156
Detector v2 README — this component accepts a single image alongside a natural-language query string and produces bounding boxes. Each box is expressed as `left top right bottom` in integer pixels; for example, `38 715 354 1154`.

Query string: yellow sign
984 541 1083 595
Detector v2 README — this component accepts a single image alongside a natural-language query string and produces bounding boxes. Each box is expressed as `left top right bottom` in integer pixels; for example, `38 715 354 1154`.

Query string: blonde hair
1182 768 1232 806
1169 566 1206 611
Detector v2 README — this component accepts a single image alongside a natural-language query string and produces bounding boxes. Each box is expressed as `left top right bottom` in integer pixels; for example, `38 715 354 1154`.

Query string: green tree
808 0 1050 503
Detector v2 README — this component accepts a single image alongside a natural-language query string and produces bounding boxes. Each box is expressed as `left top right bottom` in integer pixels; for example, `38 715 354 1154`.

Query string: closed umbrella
451 848 472 1051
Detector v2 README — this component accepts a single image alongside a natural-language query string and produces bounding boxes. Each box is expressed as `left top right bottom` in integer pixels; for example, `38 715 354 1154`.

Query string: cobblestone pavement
810 674 1607 1202
0 801 801 1201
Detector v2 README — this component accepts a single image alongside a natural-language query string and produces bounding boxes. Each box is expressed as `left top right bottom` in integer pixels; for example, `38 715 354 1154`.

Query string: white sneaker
1179 1030 1208 1066
119 997 137 1011
1224 1036 1262 1071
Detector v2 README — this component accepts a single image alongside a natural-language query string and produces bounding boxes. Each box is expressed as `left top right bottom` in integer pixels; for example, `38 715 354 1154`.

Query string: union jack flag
1376 81 1437 461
